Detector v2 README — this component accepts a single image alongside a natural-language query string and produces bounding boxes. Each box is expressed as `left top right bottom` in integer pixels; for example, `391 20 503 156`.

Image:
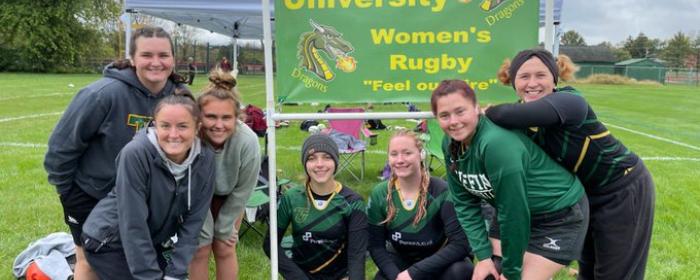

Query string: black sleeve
263 227 310 280
407 200 471 279
485 98 561 129
346 206 368 280
368 224 401 280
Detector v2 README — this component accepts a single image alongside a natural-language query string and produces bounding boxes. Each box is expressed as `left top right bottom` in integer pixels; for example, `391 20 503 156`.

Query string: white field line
0 112 63 123
605 122 700 152
0 142 48 148
641 157 700 162
3 141 700 163
0 92 73 101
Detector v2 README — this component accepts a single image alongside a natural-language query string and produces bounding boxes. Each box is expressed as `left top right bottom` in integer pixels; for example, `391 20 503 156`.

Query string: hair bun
207 68 238 91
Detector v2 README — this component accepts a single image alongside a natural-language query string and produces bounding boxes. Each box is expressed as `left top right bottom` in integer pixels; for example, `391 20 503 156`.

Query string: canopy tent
124 0 272 39
123 0 560 43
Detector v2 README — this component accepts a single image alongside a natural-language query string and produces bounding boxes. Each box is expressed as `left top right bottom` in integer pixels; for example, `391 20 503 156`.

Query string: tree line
561 30 700 69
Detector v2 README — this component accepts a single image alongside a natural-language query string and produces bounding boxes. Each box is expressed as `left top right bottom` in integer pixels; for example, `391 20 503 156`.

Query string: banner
275 0 539 103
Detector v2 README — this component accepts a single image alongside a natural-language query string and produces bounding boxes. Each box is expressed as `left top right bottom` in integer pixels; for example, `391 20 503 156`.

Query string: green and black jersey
444 116 583 280
264 182 367 280
367 177 471 279
486 86 640 193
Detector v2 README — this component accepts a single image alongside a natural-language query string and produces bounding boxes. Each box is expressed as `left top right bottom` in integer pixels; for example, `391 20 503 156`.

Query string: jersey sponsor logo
456 171 495 199
294 207 310 223
543 236 561 251
391 232 402 241
302 231 333 245
127 114 152 132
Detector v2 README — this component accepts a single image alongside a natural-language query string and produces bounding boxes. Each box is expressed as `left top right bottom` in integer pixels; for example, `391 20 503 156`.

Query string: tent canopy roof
124 0 560 39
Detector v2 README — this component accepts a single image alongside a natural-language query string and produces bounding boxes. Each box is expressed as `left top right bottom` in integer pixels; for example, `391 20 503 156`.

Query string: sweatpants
373 252 474 280
82 235 169 280
578 163 655 280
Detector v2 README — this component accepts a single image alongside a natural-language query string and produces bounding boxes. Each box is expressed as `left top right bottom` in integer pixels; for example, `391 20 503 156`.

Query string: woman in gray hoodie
43 26 186 280
81 93 215 280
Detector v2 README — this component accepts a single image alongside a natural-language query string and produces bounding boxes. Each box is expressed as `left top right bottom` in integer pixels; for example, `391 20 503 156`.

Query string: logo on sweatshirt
455 171 495 199
127 114 152 132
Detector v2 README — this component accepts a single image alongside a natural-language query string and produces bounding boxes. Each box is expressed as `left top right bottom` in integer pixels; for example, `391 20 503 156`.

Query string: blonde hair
497 54 579 85
381 129 430 226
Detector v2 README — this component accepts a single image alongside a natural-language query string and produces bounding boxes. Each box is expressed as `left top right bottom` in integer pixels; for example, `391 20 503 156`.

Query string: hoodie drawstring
187 165 192 211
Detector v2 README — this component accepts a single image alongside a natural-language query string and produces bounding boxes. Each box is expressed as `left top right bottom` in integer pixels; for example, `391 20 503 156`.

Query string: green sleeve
446 168 491 261
367 183 388 226
483 137 531 280
442 139 492 261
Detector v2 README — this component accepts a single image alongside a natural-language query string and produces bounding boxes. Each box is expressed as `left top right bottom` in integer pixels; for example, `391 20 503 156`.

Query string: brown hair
197 68 242 117
429 80 478 172
497 54 579 86
152 88 199 123
111 26 186 84
381 129 430 226
430 79 476 115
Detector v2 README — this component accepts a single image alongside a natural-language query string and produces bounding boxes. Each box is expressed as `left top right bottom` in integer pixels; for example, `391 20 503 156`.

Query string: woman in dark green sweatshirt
431 79 588 280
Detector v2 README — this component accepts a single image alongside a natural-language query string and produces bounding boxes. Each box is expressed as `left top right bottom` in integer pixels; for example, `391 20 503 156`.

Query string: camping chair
424 119 446 176
240 178 299 239
326 107 376 181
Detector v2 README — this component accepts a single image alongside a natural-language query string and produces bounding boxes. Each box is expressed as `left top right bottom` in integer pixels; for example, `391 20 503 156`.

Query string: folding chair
424 119 446 176
326 107 375 181
239 185 269 238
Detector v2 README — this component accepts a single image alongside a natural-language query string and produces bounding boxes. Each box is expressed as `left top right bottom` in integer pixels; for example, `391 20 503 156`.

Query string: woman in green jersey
264 134 368 280
431 79 588 280
368 129 473 280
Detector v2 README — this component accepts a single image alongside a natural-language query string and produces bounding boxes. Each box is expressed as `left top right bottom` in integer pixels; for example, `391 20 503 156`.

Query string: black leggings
373 253 474 280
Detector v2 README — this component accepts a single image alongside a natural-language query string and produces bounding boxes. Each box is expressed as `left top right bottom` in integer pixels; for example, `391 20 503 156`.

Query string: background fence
578 64 700 86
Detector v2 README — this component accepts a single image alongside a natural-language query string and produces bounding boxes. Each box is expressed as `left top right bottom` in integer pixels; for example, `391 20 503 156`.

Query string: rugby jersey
264 182 367 280
367 177 471 279
486 86 640 193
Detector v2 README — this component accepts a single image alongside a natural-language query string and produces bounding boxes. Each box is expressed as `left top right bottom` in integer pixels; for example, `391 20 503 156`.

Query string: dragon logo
297 19 356 81
480 0 509 11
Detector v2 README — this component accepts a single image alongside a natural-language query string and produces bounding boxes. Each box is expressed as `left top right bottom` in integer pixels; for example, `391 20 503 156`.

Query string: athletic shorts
198 195 240 246
59 185 100 244
489 195 589 265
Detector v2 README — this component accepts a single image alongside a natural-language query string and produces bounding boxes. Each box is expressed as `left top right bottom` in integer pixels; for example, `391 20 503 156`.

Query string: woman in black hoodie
81 93 215 280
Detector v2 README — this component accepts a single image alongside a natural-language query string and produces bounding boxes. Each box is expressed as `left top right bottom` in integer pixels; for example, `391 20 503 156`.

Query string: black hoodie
44 65 177 199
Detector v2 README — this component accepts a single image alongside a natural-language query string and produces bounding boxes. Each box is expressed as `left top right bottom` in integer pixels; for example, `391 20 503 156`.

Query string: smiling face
305 152 336 186
154 104 198 163
513 57 556 103
200 98 237 149
132 37 174 94
435 91 480 144
388 135 422 180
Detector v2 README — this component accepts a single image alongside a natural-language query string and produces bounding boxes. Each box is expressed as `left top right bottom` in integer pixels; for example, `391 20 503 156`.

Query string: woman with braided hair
486 48 655 280
368 129 473 280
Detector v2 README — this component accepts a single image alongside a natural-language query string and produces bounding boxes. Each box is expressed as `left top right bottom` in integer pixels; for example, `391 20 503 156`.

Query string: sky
192 0 700 47
560 0 700 45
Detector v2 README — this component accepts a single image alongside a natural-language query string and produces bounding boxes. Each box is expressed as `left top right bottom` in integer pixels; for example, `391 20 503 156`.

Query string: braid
412 168 430 225
381 171 398 225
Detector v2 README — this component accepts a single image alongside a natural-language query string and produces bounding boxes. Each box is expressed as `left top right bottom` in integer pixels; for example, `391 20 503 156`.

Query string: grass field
1 73 699 279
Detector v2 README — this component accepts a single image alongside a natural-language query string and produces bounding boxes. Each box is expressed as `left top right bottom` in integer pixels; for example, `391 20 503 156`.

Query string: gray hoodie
44 64 178 199
82 128 215 280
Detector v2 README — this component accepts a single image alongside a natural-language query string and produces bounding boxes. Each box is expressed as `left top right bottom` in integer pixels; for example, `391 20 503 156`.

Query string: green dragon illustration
297 20 354 81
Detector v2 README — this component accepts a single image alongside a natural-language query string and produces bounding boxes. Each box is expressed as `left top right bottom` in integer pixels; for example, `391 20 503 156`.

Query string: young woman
264 134 368 280
486 48 655 280
81 93 215 279
188 70 261 279
43 26 183 279
368 129 473 280
431 80 588 280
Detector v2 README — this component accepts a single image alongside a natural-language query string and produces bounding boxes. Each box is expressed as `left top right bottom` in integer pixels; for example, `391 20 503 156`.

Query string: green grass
1 73 699 279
